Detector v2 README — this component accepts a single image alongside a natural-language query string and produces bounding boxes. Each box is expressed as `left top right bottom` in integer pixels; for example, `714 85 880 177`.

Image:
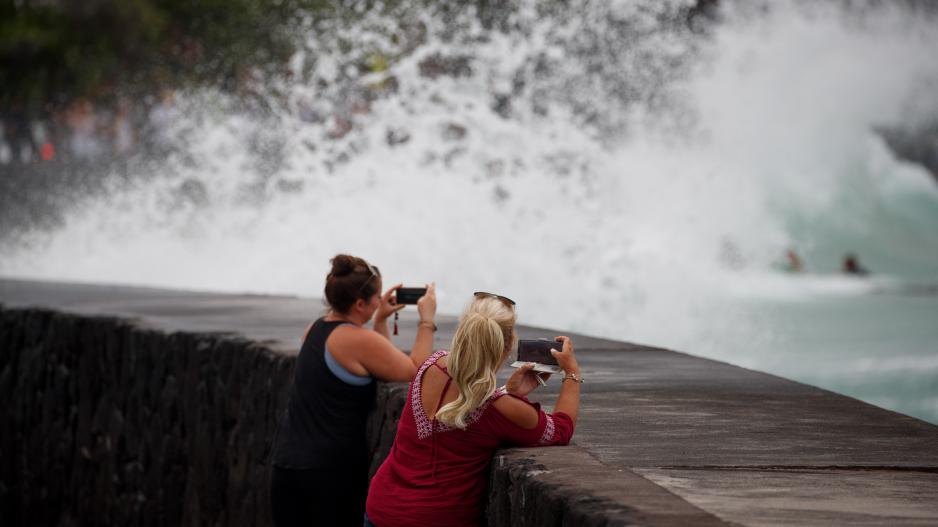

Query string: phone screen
517 340 560 365
396 287 426 305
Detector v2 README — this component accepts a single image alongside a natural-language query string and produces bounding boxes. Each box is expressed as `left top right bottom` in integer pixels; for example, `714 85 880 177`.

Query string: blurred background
1 0 937 423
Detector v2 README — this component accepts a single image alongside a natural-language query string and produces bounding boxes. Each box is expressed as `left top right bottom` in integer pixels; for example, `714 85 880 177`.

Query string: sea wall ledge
1 305 651 526
3 279 938 526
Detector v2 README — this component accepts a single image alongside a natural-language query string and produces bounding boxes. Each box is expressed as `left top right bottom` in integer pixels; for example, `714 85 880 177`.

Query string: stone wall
0 306 306 526
0 305 611 527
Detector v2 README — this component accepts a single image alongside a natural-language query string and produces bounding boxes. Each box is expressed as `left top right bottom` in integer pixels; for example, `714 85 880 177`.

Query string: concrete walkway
3 278 937 525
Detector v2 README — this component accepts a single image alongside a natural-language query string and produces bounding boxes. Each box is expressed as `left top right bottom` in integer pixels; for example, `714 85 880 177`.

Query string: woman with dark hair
270 254 437 527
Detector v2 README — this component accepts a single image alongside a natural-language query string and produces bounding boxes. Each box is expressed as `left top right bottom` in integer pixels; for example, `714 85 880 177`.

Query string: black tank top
272 318 377 469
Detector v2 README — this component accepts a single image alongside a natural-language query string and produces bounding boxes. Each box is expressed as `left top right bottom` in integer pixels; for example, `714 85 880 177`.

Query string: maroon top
366 350 575 527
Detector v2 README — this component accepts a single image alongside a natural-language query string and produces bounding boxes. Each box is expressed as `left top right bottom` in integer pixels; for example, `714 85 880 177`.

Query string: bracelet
418 321 437 332
562 372 584 384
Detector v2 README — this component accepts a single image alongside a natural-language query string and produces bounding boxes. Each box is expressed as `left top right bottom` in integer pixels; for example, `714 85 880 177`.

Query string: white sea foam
853 355 938 374
2 1 937 389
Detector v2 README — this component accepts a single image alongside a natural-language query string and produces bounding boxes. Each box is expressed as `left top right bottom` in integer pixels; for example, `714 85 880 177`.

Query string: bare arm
503 336 580 424
374 317 391 339
334 328 417 382
494 339 580 446
408 282 437 368
550 336 580 423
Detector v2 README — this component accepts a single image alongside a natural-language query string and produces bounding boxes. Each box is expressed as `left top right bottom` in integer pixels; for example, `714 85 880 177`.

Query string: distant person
110 99 135 155
785 249 804 273
365 292 581 527
5 104 36 163
270 254 438 527
0 121 11 164
147 89 178 149
64 98 104 160
842 253 869 276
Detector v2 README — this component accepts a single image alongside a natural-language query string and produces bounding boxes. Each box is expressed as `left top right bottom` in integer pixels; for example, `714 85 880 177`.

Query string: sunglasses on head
473 291 516 307
357 263 380 295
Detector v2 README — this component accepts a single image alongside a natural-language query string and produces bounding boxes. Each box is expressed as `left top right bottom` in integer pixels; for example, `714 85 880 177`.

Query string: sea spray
1 0 937 421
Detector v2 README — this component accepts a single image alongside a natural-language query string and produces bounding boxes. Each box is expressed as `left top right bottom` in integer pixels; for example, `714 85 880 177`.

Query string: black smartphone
395 287 427 305
516 339 561 366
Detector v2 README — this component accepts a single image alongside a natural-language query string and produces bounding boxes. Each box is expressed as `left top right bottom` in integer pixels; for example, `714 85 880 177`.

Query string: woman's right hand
417 282 437 323
376 283 406 323
551 336 578 374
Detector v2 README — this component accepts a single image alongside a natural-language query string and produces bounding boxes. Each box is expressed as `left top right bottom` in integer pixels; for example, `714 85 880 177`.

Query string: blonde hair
436 295 516 429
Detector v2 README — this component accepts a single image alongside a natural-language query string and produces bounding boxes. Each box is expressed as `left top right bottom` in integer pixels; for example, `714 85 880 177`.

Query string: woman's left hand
506 363 549 397
375 283 406 322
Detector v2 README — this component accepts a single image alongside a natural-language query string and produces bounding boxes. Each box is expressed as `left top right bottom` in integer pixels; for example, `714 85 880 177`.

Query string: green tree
0 0 328 118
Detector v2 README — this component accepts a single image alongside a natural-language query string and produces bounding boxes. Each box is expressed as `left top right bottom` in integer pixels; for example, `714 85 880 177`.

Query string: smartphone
511 339 563 374
395 287 427 305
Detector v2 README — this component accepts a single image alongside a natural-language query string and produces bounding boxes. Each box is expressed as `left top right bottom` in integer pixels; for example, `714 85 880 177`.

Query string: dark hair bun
330 254 357 277
324 254 381 313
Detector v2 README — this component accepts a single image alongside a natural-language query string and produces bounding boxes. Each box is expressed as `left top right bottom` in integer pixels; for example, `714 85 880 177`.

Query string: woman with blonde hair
365 292 581 527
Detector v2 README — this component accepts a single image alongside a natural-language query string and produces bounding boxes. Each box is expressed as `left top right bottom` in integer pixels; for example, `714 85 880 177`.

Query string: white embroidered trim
411 350 505 440
538 414 556 445
412 350 447 440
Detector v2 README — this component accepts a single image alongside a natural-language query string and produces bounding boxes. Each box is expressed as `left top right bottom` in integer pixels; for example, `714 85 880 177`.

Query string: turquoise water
730 288 938 424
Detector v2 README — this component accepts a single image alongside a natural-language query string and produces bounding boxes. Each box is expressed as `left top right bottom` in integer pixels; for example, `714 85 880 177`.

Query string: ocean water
1 1 937 422
753 292 938 424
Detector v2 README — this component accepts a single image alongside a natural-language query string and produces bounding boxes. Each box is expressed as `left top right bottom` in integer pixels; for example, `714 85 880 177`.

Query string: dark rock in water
385 127 411 146
493 184 510 203
443 147 466 167
492 94 512 119
418 53 473 79
275 178 303 193
485 159 505 179
176 178 209 207
876 125 938 184
442 122 467 141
